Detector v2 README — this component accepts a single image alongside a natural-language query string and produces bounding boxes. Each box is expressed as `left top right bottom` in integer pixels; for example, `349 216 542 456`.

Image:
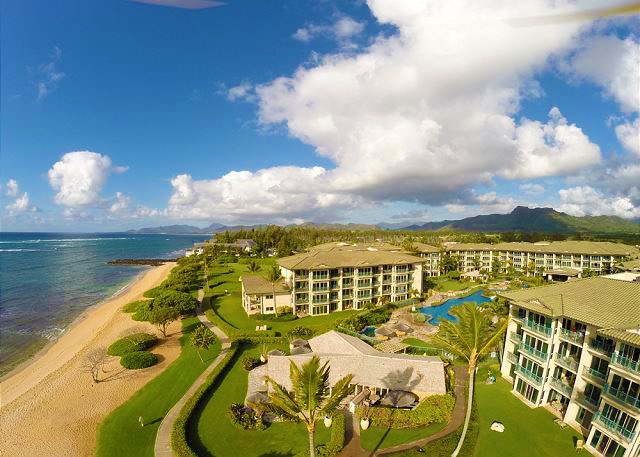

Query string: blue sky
1 0 639 231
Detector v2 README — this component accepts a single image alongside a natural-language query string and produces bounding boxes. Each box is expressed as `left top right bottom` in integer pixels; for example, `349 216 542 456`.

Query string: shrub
108 333 158 356
276 305 292 314
286 326 315 338
242 356 260 371
255 313 296 322
132 300 154 321
227 403 266 430
143 286 166 298
361 393 455 429
338 304 397 332
413 313 427 323
152 290 199 316
120 351 159 369
122 299 150 313
448 271 461 280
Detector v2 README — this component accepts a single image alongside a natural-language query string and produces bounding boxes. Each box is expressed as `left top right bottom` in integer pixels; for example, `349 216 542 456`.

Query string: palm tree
265 265 282 317
257 356 353 457
430 303 507 457
247 260 261 273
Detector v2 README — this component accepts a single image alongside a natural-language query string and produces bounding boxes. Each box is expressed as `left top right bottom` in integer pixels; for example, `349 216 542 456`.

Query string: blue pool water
362 325 377 337
419 290 494 324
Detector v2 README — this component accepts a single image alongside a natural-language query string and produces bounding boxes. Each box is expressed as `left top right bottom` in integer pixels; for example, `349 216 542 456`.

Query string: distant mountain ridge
126 207 639 235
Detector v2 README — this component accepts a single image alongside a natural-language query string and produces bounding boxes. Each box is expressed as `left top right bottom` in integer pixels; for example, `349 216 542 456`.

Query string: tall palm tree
265 265 282 317
247 260 261 273
430 303 507 457
257 356 353 457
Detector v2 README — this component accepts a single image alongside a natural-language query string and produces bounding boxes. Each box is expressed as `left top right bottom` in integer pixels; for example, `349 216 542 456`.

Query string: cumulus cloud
5 179 19 197
109 191 163 219
48 151 127 207
615 117 640 156
519 183 545 195
226 82 254 102
558 185 640 218
293 16 365 49
562 34 640 113
35 46 65 101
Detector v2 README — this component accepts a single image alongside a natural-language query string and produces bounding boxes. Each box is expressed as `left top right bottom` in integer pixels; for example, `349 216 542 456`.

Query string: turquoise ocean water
0 232 209 375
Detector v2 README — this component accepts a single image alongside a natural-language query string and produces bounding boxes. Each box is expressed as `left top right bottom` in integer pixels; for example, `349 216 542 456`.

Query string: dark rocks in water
107 258 177 266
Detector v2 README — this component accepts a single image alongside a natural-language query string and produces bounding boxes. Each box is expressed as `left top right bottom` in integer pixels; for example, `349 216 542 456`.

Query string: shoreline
0 263 172 407
0 267 150 383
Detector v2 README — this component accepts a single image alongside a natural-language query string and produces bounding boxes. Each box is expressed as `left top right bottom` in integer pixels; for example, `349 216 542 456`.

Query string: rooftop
240 275 290 295
500 277 640 345
445 241 637 256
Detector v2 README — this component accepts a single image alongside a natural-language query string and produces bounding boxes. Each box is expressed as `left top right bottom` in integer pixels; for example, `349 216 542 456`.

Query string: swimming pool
362 325 377 337
418 290 494 324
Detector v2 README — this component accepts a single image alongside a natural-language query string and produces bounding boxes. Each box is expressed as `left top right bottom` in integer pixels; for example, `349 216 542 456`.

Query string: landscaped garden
96 317 221 457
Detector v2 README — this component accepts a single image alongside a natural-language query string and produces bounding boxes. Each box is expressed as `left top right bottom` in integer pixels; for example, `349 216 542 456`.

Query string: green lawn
96 317 221 457
402 337 429 347
434 279 471 292
360 421 447 451
474 364 585 457
188 343 332 457
206 261 360 336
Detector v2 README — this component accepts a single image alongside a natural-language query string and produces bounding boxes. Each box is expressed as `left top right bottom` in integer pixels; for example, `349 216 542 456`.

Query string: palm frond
320 374 354 415
265 375 305 421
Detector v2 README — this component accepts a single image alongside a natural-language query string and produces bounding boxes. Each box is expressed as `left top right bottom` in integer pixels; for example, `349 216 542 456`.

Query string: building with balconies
277 242 424 316
499 277 640 457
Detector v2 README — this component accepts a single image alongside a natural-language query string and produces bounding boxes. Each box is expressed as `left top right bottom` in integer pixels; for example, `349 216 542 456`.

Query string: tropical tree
471 255 482 271
149 304 180 337
247 260 261 273
265 265 283 317
255 356 353 457
190 323 217 363
430 303 507 457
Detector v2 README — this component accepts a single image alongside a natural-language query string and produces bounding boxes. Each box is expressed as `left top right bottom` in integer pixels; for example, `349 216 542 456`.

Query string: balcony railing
555 354 580 372
559 328 585 345
574 392 600 411
581 366 607 385
520 343 548 363
603 383 640 411
511 312 525 322
514 365 543 386
509 332 522 343
506 352 518 364
588 339 615 358
593 412 637 443
549 377 573 397
611 353 640 375
312 287 329 292
522 319 552 337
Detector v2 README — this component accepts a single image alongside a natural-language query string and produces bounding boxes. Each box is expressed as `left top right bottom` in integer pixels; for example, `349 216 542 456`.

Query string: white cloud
5 179 19 197
519 183 545 195
562 34 640 113
35 46 65 101
109 191 163 219
48 151 126 207
293 16 365 49
226 82 254 102
558 185 640 218
615 117 640 156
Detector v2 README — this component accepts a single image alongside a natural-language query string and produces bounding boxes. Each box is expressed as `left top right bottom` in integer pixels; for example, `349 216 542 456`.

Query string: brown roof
240 275 289 295
445 241 637 256
413 242 440 253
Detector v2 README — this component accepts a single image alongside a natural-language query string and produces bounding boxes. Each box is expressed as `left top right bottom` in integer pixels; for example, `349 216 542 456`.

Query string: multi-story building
413 242 441 277
277 242 424 315
499 277 640 457
444 241 636 276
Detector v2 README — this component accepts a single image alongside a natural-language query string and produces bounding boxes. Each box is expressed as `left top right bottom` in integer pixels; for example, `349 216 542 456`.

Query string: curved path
154 290 231 457
339 365 469 457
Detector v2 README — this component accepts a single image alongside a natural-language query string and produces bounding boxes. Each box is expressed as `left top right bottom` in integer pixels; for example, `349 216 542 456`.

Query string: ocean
0 232 210 376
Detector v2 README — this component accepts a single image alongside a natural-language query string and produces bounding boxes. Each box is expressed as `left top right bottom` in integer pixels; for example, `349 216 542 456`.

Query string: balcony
509 332 522 344
593 412 637 443
581 366 607 385
506 352 518 364
549 377 574 397
611 353 640 375
555 354 580 373
603 383 640 411
574 392 600 411
514 365 543 387
520 343 548 363
559 328 585 345
588 339 615 358
522 319 552 338
510 312 524 323
312 287 329 292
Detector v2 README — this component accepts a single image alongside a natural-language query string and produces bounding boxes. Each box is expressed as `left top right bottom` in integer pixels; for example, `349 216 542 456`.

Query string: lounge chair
575 439 584 452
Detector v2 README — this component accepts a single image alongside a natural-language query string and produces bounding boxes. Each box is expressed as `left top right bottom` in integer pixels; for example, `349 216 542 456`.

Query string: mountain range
126 206 639 235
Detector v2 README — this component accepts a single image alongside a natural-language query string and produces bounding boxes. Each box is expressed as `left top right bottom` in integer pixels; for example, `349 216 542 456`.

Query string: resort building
499 277 640 457
246 330 446 407
216 238 257 252
413 242 441 277
240 275 291 315
277 242 425 315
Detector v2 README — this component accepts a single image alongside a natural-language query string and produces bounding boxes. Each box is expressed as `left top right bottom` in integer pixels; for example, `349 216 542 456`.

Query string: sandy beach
0 262 183 457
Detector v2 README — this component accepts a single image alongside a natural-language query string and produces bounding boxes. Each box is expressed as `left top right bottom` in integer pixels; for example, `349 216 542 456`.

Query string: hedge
108 333 158 356
362 393 455 429
172 343 239 457
120 351 159 369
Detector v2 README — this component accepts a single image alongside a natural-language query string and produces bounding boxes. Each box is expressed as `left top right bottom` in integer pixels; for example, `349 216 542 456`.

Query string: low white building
240 275 291 315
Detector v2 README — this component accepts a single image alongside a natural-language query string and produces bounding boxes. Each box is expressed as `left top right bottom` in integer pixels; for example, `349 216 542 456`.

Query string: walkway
154 289 231 457
339 365 469 457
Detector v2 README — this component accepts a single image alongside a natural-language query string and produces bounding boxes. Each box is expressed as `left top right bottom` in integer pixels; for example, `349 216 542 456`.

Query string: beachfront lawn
360 421 447 451
188 343 332 457
205 261 359 336
96 317 221 457
474 364 584 457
